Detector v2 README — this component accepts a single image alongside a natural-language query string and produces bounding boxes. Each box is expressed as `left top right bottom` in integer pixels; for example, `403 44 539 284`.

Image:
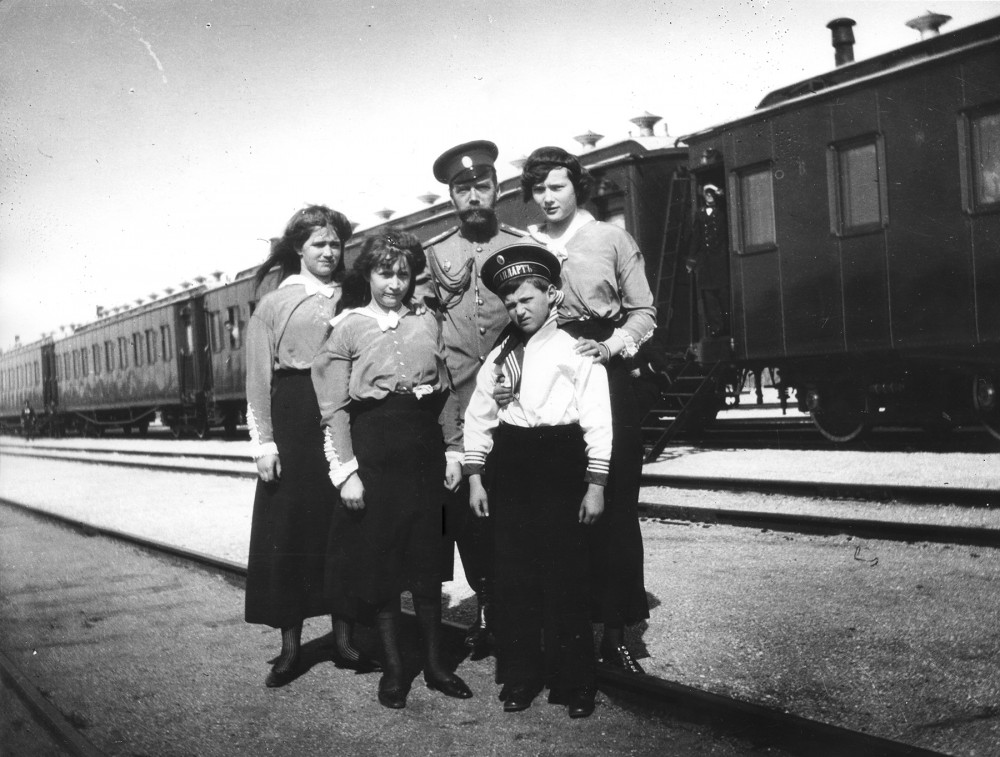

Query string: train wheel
169 424 183 440
810 392 870 443
973 374 1000 441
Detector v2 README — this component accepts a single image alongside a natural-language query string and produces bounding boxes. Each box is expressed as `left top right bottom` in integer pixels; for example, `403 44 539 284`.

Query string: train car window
736 165 776 252
248 300 257 316
969 109 1000 211
227 306 242 349
72 350 79 379
34 361 40 385
208 311 223 353
92 345 101 375
118 337 129 370
827 136 886 236
146 329 157 364
80 348 88 377
63 353 70 379
132 333 143 367
105 341 114 372
161 325 173 361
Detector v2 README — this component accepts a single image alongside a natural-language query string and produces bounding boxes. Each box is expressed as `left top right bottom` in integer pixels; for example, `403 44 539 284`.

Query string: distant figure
686 184 730 338
20 400 36 441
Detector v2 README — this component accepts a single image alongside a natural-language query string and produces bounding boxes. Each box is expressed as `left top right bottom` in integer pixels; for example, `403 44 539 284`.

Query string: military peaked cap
481 243 561 294
433 140 499 185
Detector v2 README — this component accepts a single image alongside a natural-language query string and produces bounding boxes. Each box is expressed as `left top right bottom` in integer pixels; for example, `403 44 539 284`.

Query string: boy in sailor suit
463 243 612 718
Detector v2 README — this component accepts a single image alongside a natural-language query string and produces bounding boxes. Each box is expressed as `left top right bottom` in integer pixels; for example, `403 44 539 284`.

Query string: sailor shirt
463 315 612 486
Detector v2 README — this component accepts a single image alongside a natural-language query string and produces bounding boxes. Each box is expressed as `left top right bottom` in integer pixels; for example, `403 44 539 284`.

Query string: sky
2 0 998 348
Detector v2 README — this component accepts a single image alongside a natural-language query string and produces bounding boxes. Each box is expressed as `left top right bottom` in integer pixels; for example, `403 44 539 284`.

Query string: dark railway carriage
0 337 55 432
201 270 278 435
52 290 212 436
668 15 1000 443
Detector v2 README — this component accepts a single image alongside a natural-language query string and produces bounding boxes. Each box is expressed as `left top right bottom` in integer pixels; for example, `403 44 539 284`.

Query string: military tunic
423 223 527 413
423 221 525 592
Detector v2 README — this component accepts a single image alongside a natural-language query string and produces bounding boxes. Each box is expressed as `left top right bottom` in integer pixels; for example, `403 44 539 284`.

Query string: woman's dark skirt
245 370 338 628
489 423 595 690
325 392 446 622
560 320 650 627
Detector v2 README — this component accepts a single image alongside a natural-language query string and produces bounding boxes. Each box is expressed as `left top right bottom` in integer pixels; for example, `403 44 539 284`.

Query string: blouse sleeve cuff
250 441 279 460
330 457 359 488
613 326 653 359
445 450 464 465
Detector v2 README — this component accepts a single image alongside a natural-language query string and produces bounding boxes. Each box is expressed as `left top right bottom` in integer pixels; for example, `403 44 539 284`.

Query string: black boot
599 626 645 675
464 592 494 661
415 594 472 699
375 602 410 709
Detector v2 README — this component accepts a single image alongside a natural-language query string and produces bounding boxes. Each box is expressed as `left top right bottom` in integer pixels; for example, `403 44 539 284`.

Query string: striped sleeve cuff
463 449 488 477
584 458 610 487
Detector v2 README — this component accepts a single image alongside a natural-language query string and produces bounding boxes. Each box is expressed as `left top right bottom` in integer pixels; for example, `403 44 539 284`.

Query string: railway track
0 494 949 757
4 441 998 548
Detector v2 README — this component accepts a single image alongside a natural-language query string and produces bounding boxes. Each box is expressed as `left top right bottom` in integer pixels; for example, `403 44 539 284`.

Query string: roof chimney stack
906 11 951 39
827 18 856 67
629 112 662 137
573 130 603 152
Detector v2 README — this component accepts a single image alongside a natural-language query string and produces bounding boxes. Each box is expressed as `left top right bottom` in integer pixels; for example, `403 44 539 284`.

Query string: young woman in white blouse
312 232 471 709
244 205 378 687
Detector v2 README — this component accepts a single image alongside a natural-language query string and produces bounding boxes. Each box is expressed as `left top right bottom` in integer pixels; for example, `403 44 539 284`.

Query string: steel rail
0 495 948 757
6 447 999 547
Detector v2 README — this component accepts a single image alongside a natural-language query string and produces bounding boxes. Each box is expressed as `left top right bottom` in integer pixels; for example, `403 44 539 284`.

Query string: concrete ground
3 447 1000 755
0 502 776 757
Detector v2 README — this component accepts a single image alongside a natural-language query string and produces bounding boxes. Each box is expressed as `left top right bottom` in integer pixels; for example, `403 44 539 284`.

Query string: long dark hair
341 229 426 309
519 146 594 205
254 205 353 290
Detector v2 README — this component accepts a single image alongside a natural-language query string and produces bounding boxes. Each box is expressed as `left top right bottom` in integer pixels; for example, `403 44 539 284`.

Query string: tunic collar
279 274 339 298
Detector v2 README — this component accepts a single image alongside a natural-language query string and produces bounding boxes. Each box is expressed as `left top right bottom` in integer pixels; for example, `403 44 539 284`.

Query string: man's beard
458 206 498 240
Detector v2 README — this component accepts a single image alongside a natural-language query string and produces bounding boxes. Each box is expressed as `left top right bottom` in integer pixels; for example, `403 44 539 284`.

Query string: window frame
731 161 777 255
118 337 130 370
959 102 1000 215
161 325 174 362
146 329 157 364
826 133 889 238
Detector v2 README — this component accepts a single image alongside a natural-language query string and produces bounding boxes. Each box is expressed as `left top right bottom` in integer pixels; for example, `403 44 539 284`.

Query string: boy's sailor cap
481 243 561 294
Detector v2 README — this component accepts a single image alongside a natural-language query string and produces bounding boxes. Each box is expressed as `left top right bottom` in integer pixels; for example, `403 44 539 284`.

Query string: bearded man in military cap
423 140 526 658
